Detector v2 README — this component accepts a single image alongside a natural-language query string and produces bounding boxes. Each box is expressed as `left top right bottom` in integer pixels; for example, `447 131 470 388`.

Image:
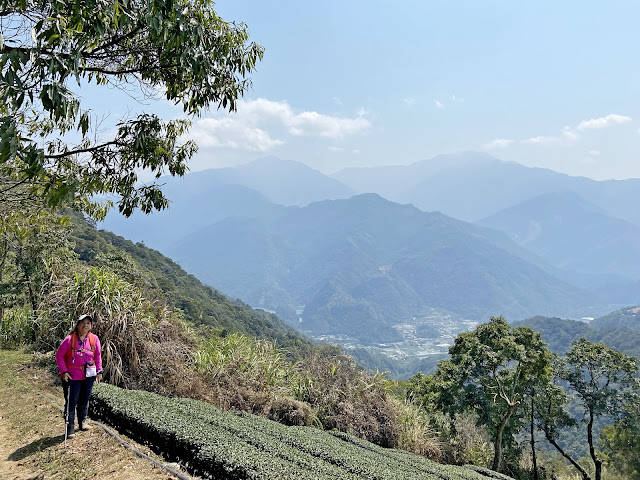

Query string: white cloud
190 117 284 152
481 138 514 150
523 135 559 145
403 98 415 106
523 125 579 146
491 113 631 154
561 125 579 142
577 114 632 130
188 98 371 151
435 100 444 109
583 150 601 164
236 98 371 139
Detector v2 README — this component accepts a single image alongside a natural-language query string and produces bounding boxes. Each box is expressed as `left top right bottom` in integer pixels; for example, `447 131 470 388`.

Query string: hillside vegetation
71 213 311 355
91 382 511 480
1 208 458 474
3 205 640 480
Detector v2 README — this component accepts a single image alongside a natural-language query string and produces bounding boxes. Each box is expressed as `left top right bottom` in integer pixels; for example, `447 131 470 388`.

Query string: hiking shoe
66 424 75 436
79 422 90 431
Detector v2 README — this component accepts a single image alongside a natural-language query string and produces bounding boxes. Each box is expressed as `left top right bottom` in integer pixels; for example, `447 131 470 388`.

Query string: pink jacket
55 332 103 381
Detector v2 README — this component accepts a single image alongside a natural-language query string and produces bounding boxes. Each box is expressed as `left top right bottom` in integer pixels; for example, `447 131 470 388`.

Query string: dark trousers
63 377 95 427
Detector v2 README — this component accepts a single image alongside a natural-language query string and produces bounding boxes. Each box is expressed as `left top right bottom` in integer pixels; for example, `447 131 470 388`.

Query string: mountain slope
477 191 640 279
99 175 286 252
100 157 354 252
71 214 312 352
590 305 640 331
168 194 606 345
516 313 640 359
210 156 356 206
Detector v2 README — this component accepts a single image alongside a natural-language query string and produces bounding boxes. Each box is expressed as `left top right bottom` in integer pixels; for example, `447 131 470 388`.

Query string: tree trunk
530 396 538 480
0 236 8 322
587 411 602 480
544 429 591 480
492 404 515 471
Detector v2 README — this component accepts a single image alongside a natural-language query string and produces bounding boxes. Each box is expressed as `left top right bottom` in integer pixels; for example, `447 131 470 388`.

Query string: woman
55 314 103 436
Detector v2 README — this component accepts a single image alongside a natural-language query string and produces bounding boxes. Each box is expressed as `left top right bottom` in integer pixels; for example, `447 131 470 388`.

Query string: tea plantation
90 384 513 480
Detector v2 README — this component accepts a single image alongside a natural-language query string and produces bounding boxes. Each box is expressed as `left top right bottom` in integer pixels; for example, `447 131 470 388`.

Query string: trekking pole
64 382 70 447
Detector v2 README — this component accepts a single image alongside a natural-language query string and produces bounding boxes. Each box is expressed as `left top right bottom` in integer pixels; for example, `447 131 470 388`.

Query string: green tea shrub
90 383 510 480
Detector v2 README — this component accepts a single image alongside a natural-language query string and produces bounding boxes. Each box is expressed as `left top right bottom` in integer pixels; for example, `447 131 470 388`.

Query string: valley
99 154 640 376
311 309 478 363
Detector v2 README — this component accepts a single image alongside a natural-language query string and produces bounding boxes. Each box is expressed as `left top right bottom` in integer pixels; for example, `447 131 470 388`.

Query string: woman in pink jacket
55 314 103 436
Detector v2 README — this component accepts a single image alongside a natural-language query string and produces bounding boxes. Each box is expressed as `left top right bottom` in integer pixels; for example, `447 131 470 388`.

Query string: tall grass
193 332 315 425
36 265 194 389
396 397 443 460
0 306 33 348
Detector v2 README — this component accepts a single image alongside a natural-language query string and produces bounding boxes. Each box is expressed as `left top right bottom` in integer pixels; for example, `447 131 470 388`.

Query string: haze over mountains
333 152 640 225
478 191 640 279
100 153 640 350
168 193 607 344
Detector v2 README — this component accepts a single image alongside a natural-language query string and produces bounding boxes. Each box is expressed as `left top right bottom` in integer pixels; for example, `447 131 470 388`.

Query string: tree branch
544 428 591 480
89 25 144 54
43 141 119 159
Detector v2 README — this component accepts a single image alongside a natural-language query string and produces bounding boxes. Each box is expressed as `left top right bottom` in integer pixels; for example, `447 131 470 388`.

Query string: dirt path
0 350 196 480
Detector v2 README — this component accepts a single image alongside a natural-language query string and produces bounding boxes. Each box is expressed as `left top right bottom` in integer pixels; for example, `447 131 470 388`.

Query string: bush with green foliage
90 383 513 480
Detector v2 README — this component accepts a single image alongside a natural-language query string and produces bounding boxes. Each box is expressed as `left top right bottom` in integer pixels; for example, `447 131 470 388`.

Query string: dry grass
0 349 194 480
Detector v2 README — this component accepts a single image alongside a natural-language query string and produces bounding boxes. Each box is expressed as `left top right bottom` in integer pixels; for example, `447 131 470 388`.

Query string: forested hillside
168 193 605 344
71 214 311 354
516 313 640 358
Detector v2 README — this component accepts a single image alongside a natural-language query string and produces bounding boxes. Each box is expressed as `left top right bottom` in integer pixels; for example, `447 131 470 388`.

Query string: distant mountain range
332 152 640 226
516 306 640 359
477 191 640 279
100 157 351 251
166 193 618 344
99 154 640 347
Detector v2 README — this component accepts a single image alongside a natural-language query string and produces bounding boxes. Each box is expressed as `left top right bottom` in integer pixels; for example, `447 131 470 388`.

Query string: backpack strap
64 333 77 362
64 332 96 362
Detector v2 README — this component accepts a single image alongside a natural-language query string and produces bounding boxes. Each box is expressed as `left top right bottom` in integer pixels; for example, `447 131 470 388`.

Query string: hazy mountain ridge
99 156 353 251
168 193 610 345
477 191 640 279
332 152 640 225
98 154 640 351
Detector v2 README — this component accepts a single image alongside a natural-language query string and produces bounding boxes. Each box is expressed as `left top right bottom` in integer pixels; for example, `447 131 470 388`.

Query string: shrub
90 383 510 480
295 345 399 447
0 306 33 348
395 397 443 460
36 265 200 395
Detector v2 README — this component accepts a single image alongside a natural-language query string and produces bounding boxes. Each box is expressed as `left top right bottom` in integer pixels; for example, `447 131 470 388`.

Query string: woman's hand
96 373 103 384
62 372 71 382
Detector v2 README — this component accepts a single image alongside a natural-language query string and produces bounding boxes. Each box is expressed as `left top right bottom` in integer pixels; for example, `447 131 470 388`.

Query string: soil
0 350 196 480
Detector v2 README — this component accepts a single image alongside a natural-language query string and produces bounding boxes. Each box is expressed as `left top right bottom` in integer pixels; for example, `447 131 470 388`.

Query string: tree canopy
411 316 552 473
0 0 263 217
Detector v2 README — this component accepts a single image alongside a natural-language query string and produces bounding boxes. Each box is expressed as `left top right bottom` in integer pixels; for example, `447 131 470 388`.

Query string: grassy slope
0 350 193 480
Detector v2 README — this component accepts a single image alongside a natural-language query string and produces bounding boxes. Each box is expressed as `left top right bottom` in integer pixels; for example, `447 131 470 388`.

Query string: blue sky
95 1 640 180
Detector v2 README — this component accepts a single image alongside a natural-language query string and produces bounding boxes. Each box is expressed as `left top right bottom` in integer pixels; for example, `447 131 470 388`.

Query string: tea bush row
90 383 510 480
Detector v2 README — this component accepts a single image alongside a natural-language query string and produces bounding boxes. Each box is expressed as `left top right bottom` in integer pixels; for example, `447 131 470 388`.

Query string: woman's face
77 319 92 336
